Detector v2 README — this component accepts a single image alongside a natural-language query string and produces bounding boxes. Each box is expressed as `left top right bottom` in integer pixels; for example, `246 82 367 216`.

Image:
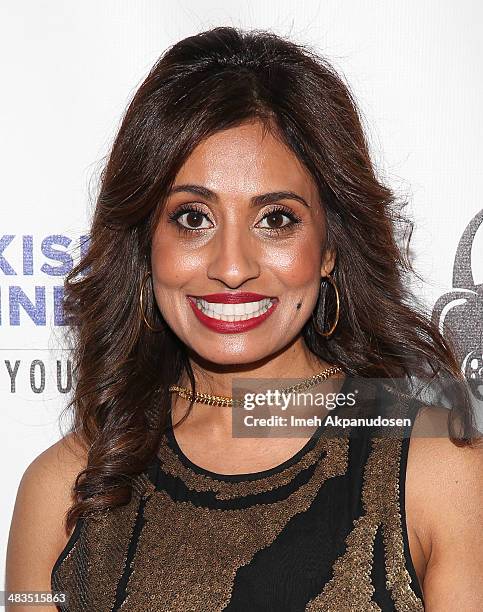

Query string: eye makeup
167 203 302 237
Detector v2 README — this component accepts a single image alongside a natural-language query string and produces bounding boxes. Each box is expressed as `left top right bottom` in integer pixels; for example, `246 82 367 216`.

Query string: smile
186 296 279 333
194 297 273 321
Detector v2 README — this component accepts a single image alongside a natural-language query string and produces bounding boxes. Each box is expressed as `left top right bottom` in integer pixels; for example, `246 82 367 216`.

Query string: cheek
265 239 322 287
151 234 202 287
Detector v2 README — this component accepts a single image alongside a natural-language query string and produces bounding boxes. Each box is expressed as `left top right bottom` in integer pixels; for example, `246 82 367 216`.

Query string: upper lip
190 292 276 304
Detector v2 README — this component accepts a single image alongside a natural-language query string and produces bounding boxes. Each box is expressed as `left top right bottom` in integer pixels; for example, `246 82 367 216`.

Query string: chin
188 345 272 367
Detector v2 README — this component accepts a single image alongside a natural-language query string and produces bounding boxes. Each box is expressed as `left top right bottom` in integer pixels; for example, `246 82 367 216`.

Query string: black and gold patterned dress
51 377 425 611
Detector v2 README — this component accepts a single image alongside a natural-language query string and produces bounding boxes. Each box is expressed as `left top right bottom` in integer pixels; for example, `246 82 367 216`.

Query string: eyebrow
168 184 310 208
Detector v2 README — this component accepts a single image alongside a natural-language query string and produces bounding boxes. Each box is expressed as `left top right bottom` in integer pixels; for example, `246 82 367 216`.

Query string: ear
321 248 336 277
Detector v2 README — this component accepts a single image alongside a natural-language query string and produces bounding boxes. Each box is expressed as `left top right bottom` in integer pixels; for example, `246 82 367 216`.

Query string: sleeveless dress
51 377 425 611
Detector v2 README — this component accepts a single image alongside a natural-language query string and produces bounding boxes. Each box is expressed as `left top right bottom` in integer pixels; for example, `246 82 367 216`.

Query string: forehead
173 121 319 200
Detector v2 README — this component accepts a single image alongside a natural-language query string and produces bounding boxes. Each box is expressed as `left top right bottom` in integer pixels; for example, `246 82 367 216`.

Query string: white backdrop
1 0 482 588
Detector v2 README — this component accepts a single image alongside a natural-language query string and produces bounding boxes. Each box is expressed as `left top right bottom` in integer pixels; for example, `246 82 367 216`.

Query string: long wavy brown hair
60 26 479 533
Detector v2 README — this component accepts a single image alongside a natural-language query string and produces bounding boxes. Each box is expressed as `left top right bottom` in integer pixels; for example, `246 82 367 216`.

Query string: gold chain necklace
168 365 344 408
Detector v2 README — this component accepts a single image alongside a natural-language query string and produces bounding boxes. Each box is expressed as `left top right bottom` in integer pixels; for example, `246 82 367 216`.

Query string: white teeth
234 303 244 316
194 298 273 321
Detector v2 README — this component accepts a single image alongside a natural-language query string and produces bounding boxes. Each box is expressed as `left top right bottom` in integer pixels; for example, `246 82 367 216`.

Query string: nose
206 224 261 289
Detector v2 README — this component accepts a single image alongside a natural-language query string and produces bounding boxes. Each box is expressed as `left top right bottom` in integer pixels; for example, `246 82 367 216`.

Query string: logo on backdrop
432 209 483 400
0 234 89 326
1 233 88 396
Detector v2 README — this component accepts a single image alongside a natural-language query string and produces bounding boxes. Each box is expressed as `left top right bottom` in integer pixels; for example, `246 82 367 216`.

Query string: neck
172 336 344 433
183 335 334 394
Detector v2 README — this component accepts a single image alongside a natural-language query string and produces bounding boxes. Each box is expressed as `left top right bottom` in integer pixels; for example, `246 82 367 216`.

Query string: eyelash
167 204 302 236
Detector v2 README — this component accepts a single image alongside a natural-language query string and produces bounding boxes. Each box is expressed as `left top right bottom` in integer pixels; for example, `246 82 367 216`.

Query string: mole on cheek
296 302 302 310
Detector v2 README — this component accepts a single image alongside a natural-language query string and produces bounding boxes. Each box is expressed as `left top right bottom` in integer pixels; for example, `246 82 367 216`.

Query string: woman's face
151 120 334 365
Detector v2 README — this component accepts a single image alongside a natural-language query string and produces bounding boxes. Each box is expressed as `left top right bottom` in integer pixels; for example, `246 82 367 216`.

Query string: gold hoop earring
312 272 340 337
139 272 166 333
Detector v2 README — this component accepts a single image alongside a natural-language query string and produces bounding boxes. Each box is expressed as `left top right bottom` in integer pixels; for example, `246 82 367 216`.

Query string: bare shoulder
406 404 483 609
407 403 483 492
5 432 89 609
23 431 89 492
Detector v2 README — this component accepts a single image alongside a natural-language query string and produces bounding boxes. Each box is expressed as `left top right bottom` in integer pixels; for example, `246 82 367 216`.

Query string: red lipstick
186 294 278 334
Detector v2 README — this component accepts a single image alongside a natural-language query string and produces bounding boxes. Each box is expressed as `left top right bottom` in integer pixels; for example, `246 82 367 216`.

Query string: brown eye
168 205 213 232
256 206 301 232
263 211 286 229
182 211 205 228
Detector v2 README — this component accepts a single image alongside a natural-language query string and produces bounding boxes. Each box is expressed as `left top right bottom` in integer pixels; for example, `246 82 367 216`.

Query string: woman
6 26 482 611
